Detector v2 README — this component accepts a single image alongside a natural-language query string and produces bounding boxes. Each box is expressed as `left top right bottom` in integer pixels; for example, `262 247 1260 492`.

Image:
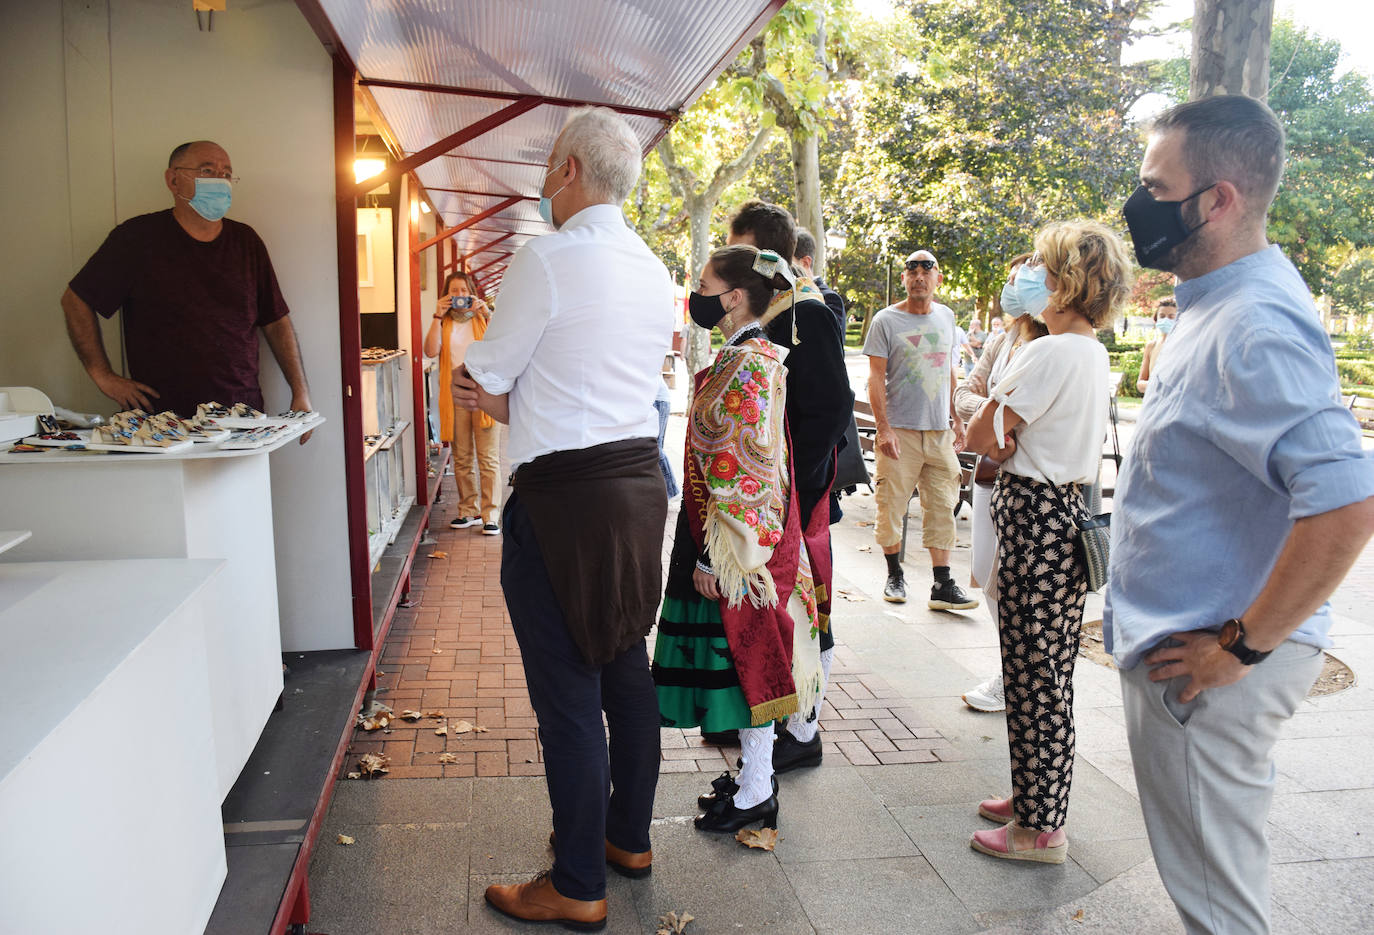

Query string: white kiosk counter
0 558 225 935
0 420 322 798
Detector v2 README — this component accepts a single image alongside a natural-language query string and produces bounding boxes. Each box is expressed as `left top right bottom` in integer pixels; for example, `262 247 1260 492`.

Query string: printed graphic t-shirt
862 303 957 430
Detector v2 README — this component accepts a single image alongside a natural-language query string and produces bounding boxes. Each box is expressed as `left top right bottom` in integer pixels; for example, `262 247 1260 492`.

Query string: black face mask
1122 183 1215 269
688 290 730 329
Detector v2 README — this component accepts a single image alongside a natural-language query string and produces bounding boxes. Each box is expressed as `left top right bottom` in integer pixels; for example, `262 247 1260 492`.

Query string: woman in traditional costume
652 244 822 833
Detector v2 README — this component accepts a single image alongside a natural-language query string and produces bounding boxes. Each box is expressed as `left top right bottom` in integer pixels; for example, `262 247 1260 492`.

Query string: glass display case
361 350 414 567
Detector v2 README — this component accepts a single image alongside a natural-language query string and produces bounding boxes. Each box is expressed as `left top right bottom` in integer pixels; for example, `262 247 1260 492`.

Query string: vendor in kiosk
59 140 313 440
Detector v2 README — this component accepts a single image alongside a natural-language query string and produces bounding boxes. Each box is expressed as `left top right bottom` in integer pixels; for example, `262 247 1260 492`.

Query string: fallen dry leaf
836 588 866 602
451 720 474 734
735 827 778 851
435 722 448 736
1071 909 1085 923
337 834 355 845
438 752 459 764
854 520 875 527
346 771 362 780
357 753 390 777
400 710 424 721
855 544 872 552
474 725 489 733
356 701 395 732
424 710 445 719
655 910 695 935
428 551 448 560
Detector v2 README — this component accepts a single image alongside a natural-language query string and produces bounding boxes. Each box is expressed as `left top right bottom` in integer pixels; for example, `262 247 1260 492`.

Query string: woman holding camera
423 272 501 535
964 221 1131 864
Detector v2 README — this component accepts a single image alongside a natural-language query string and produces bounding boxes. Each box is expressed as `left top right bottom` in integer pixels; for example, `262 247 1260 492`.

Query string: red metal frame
331 58 373 654
460 231 519 262
468 252 511 276
357 77 679 122
414 195 524 253
353 97 541 199
424 186 536 202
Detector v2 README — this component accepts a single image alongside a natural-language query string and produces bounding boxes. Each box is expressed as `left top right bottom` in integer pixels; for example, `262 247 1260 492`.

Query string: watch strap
1221 618 1272 666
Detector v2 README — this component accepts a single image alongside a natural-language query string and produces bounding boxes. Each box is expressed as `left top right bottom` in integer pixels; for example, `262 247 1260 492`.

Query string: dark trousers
500 493 662 901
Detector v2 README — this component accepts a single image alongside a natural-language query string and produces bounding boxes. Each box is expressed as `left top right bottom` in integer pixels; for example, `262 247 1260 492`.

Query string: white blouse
991 333 1108 485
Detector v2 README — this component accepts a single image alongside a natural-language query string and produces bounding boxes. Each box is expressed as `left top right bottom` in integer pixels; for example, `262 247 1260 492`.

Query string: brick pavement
340 497 956 780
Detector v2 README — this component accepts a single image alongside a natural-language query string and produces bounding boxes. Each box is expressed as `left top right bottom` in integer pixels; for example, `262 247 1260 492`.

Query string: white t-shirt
446 318 477 367
991 333 1108 485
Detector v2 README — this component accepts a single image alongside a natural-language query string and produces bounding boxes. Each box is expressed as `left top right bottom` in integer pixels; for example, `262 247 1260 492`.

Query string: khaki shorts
873 428 960 551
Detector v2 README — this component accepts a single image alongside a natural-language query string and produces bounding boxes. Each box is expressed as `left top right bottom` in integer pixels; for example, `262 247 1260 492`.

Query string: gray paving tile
919 838 1100 916
1079 749 1140 800
1269 789 1374 860
1068 838 1155 885
785 856 978 935
1274 736 1374 791
1271 857 1374 935
458 778 557 875
623 819 815 934
971 860 1182 934
769 764 920 864
1268 822 1326 864
857 760 1009 808
1279 708 1374 740
307 821 471 935
323 776 474 826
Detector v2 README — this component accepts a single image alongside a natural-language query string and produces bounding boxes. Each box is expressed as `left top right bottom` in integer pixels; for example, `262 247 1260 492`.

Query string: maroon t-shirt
69 209 290 417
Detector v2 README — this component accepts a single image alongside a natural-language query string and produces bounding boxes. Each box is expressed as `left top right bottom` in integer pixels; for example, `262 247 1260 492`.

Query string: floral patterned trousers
991 471 1089 833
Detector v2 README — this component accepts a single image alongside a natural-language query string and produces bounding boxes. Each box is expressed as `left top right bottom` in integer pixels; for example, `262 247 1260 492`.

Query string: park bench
1347 394 1374 437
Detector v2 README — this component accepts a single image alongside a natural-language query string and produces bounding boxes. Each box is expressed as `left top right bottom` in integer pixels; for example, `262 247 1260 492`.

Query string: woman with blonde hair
423 271 502 534
965 220 1132 863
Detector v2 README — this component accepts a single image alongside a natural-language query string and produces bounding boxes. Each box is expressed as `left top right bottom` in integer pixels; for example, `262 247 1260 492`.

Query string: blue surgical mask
537 160 569 226
1000 264 1050 319
1157 318 1176 335
186 177 232 222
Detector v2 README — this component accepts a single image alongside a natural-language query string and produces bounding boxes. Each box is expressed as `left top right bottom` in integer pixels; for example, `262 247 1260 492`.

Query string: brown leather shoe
547 831 653 879
484 872 607 931
604 840 652 879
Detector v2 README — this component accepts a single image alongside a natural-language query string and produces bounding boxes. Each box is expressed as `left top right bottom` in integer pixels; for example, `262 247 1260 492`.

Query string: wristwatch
1217 618 1271 665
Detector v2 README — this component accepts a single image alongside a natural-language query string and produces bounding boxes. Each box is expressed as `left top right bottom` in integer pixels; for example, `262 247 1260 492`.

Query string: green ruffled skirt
652 594 753 732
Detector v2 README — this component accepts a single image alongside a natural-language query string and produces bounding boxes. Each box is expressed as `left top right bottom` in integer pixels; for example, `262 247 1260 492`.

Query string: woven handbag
1039 472 1110 593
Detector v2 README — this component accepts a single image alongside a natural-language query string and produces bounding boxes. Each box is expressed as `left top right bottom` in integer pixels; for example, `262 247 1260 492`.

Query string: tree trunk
683 204 714 390
790 132 826 278
1191 0 1274 99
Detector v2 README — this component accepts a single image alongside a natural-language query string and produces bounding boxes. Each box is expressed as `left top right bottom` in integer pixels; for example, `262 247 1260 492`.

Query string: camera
450 295 473 310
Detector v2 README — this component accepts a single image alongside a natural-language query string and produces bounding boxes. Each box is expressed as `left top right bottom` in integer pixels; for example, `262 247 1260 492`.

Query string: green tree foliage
837 0 1149 315
1264 20 1374 294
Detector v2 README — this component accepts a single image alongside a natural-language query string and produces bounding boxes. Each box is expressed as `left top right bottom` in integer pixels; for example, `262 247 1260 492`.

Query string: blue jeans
500 493 661 900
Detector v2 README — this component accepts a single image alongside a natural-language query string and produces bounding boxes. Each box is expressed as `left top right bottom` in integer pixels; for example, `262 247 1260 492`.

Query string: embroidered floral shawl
684 336 822 725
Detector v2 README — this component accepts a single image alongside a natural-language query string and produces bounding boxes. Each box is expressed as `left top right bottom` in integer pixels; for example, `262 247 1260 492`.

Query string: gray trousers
1119 639 1322 935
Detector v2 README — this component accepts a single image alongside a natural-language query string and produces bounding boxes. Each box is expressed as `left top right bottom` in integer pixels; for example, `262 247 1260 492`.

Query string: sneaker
450 516 480 529
962 674 1006 712
482 523 501 536
929 578 979 611
883 573 907 603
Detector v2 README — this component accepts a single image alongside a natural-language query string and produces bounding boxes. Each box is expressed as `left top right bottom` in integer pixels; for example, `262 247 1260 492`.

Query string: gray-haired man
457 107 675 931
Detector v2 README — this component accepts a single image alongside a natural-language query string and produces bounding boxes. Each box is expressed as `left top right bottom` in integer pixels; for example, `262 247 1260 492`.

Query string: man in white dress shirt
455 107 675 932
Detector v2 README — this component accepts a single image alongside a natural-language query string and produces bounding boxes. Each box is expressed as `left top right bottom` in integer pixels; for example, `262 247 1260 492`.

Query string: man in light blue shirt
1108 95 1374 934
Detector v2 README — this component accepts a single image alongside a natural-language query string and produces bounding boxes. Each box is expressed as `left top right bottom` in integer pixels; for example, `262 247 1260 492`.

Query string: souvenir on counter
87 409 194 454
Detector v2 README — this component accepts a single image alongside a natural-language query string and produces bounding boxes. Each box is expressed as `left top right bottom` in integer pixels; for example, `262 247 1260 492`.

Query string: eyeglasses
905 259 938 271
172 166 241 185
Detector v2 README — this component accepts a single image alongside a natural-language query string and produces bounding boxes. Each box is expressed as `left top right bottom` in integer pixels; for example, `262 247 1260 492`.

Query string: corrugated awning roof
298 0 786 293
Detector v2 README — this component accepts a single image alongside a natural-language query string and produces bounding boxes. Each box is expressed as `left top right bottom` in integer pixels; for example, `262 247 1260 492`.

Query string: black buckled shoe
700 729 739 745
694 790 779 833
772 730 823 773
697 771 778 808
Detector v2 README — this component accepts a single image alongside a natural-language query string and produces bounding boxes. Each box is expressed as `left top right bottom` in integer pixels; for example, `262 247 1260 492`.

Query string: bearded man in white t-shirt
862 250 979 610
